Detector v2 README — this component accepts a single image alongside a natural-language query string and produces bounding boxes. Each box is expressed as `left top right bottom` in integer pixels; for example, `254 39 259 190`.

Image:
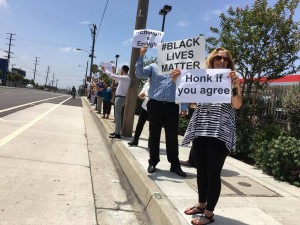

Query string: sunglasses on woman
214 55 229 62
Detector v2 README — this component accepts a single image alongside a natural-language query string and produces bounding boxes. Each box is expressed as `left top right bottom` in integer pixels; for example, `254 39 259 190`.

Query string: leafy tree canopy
207 0 300 93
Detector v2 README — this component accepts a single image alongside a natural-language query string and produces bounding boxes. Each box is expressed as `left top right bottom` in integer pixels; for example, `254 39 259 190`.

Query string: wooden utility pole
4 33 16 86
33 57 39 83
122 0 149 137
51 73 55 87
45 66 50 86
89 24 97 83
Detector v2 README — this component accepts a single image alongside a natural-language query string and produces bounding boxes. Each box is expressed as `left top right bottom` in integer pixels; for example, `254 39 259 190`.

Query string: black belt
116 95 126 98
150 99 175 105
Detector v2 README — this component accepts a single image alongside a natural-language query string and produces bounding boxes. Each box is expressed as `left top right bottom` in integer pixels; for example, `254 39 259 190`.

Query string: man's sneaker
109 133 121 139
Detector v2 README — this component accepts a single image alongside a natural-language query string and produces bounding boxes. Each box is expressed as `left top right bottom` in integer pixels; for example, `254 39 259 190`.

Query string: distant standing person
71 86 76 98
90 82 96 106
179 103 197 168
101 65 130 139
96 81 104 114
128 79 150 146
102 84 112 119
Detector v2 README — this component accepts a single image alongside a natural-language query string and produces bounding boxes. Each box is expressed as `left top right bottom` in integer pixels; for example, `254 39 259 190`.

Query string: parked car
26 84 34 88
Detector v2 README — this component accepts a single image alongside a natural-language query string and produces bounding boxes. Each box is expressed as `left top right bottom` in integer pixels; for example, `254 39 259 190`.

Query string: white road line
0 118 29 123
0 97 71 148
0 95 66 113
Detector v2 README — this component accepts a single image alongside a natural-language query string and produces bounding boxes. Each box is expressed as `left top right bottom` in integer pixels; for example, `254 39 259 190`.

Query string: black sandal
192 214 214 225
184 205 205 215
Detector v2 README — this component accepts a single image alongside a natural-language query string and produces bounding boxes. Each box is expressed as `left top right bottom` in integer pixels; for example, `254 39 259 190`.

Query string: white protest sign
132 29 164 49
176 69 232 103
157 36 205 74
101 61 114 73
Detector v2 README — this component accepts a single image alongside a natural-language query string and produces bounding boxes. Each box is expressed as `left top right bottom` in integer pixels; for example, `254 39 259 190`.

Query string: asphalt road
0 87 81 117
0 87 149 225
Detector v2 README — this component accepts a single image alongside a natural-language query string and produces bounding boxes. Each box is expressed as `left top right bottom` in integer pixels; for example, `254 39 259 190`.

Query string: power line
96 0 110 40
16 37 89 48
10 7 84 27
13 54 34 71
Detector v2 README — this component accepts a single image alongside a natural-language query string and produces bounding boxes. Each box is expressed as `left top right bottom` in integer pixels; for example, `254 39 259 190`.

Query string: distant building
11 68 26 77
268 74 300 86
240 74 300 86
0 58 8 81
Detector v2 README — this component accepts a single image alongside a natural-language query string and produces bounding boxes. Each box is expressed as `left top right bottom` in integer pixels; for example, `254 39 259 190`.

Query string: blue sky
0 0 298 89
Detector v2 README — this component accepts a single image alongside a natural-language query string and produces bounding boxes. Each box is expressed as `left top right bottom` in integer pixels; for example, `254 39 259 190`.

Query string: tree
206 0 300 161
207 0 300 97
91 64 99 74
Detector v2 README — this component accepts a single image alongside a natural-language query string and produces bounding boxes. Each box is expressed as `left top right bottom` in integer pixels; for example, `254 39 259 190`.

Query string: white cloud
80 21 90 25
178 20 190 27
19 54 32 61
122 38 133 45
60 47 72 52
0 0 8 7
203 9 222 21
212 9 222 16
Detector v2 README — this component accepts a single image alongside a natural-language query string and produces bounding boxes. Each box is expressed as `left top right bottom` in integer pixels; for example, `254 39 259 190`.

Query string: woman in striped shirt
172 47 242 225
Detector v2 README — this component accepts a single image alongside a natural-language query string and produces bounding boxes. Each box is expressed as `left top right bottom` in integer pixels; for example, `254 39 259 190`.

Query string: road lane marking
0 118 29 123
0 96 66 113
0 97 71 148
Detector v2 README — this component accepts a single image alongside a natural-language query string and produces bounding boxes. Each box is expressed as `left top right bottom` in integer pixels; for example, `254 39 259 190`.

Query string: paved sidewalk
84 97 300 225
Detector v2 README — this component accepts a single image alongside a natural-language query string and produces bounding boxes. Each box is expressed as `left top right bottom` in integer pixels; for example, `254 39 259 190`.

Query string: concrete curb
84 98 186 225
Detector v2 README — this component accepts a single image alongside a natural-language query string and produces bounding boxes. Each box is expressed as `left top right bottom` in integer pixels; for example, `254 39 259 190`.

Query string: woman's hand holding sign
229 71 240 87
228 71 242 109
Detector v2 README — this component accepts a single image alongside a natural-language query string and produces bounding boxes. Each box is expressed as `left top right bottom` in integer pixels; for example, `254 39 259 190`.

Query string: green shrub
267 136 300 186
234 94 277 164
178 116 190 136
251 127 300 186
233 99 258 164
250 124 283 171
282 85 300 138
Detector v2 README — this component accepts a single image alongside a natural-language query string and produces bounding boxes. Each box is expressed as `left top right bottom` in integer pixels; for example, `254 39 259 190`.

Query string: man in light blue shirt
135 45 188 177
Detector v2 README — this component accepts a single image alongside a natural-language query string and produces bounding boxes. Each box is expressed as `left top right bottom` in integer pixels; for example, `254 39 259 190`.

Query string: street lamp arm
76 48 91 55
76 48 96 58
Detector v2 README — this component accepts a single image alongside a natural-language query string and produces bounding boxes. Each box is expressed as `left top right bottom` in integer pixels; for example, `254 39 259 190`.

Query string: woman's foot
191 213 214 225
184 204 206 215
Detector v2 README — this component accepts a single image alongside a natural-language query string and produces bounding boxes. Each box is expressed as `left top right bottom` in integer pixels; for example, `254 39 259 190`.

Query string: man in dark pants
180 145 196 168
135 45 188 177
180 103 197 168
128 79 150 146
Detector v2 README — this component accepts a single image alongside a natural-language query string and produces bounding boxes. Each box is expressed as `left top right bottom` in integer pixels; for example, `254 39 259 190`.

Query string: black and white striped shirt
182 103 236 153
